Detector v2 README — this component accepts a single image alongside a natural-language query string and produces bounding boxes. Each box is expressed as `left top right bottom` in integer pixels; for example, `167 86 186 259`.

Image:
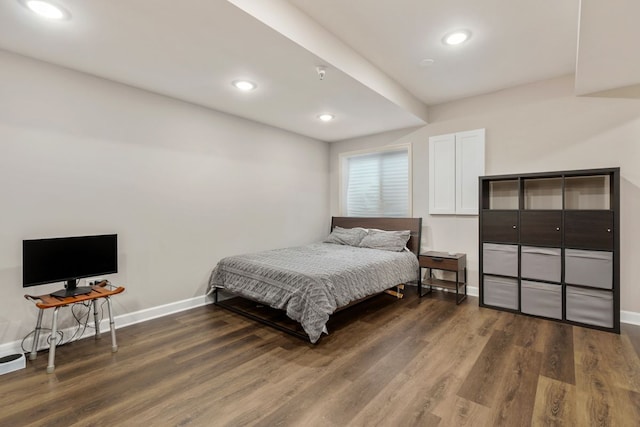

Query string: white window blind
343 148 409 217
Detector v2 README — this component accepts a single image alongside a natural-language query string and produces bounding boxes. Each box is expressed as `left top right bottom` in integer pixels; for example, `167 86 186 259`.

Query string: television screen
23 234 118 290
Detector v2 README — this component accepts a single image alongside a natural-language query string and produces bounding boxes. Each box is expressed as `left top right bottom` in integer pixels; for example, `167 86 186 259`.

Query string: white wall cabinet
429 128 485 215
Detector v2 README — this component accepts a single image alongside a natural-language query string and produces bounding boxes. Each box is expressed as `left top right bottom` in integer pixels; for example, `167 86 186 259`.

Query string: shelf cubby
564 175 611 210
523 177 563 210
486 179 519 209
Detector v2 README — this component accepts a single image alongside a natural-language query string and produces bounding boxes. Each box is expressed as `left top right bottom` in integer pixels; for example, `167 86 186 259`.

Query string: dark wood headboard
330 217 422 257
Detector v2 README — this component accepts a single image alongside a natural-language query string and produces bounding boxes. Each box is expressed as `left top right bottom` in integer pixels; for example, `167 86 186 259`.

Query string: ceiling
287 0 579 105
575 0 640 97
0 0 636 142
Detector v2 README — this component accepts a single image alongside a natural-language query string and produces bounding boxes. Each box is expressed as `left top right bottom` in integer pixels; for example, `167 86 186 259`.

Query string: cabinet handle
431 257 444 262
556 227 560 231
607 228 611 233
512 225 517 229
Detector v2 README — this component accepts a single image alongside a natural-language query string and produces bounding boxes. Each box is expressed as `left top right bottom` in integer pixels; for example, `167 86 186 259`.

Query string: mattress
208 242 418 343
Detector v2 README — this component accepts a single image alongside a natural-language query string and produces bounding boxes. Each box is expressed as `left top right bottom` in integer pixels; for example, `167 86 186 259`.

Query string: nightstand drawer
419 255 460 271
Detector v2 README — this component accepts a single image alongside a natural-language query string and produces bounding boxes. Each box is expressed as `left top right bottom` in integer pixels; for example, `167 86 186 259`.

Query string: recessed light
419 58 435 68
318 114 334 122
232 80 257 91
443 30 471 46
20 0 70 20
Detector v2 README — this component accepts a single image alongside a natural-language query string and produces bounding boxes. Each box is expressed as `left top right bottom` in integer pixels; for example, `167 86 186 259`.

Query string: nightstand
419 251 467 304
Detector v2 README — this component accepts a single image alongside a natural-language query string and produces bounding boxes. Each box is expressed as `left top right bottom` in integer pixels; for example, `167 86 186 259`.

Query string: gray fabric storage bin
566 286 613 328
565 249 613 289
521 246 561 283
483 243 518 277
521 280 562 319
483 275 518 310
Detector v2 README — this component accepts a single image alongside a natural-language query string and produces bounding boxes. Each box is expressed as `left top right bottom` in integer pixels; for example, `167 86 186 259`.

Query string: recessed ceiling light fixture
318 113 334 122
420 58 435 68
232 80 257 91
20 0 70 20
443 30 471 46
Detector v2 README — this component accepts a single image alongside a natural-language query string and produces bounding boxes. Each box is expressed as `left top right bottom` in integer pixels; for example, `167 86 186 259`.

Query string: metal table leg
46 307 60 374
29 309 44 361
93 299 101 339
106 297 118 352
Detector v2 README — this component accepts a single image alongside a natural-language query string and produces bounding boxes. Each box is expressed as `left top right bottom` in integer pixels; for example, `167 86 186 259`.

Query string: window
340 145 411 217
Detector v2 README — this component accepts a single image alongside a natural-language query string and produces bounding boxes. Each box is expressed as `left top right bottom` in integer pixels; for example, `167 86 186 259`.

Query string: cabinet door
429 133 456 214
520 211 562 246
482 211 519 243
565 211 613 250
455 129 485 215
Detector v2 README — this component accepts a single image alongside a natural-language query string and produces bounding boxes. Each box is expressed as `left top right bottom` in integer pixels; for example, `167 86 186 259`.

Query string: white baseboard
0 295 212 357
2 290 639 358
621 310 640 326
114 294 211 329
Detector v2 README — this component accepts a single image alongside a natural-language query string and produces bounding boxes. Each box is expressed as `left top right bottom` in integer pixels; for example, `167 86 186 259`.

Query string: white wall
330 75 640 313
0 51 329 347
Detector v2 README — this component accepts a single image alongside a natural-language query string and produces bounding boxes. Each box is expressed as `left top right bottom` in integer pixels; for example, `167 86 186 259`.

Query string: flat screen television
23 234 118 298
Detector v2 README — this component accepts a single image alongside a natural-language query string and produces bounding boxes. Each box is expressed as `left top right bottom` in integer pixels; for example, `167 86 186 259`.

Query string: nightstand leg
456 268 468 304
419 268 433 297
464 267 468 299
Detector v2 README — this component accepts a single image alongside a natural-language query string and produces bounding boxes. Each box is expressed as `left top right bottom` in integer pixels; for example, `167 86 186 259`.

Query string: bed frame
213 216 422 342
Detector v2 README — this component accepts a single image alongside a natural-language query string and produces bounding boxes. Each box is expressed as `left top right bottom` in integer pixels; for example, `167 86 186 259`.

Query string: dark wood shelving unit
478 167 620 333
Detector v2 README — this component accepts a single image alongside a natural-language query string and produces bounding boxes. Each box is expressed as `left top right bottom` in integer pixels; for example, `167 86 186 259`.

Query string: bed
208 217 422 343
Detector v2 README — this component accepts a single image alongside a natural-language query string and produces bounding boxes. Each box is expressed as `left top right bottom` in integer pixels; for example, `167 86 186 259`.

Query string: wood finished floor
2 290 640 427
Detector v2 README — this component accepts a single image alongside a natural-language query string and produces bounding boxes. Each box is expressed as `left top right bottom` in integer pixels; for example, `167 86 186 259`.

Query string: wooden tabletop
25 281 125 309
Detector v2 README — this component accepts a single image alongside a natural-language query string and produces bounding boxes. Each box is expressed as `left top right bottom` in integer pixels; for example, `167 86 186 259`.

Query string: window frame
338 143 413 217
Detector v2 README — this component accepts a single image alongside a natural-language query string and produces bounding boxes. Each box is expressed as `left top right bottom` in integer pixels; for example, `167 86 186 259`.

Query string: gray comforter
208 242 419 343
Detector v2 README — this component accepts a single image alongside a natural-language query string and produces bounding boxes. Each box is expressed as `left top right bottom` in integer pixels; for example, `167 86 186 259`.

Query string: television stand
24 281 125 373
50 279 93 298
50 286 93 298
